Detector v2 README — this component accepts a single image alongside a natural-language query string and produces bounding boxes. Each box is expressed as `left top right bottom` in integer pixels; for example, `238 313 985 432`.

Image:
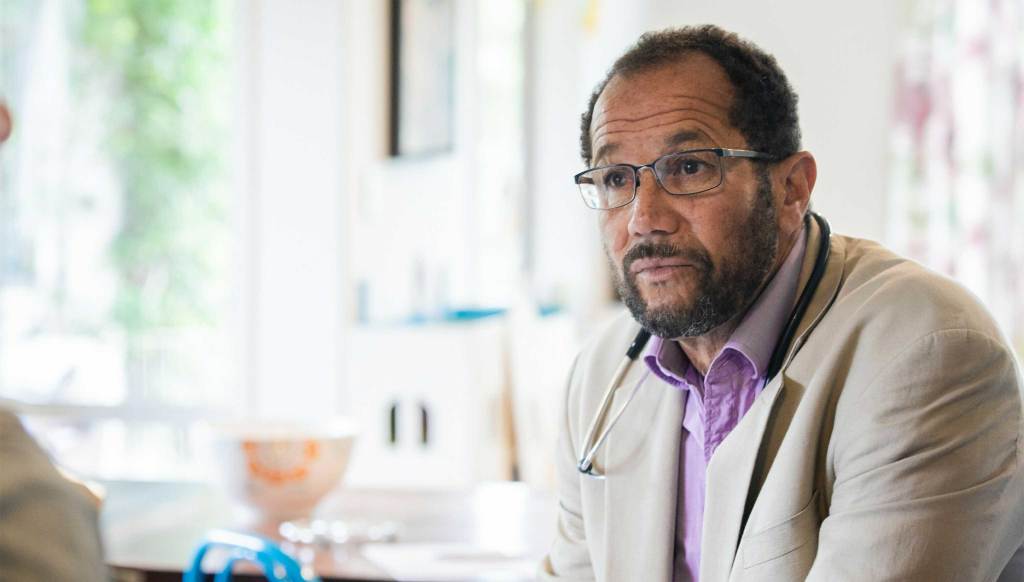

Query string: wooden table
100 480 556 581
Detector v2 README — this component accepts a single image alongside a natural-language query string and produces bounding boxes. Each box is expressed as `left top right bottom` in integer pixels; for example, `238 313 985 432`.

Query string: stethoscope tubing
577 329 651 476
576 357 644 476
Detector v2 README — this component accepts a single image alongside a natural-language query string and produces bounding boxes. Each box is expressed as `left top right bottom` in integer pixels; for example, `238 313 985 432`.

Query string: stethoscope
577 211 832 478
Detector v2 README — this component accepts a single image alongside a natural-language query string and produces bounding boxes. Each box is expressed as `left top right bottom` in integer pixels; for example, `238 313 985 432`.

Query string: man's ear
774 151 816 231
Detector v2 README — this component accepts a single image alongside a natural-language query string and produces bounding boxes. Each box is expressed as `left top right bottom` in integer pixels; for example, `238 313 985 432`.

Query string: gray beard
612 175 779 339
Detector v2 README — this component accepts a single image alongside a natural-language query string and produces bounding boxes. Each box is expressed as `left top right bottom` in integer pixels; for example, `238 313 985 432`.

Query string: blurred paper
360 542 536 580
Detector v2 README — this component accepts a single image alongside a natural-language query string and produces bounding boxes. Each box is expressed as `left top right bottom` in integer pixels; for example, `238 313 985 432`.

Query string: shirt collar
644 225 808 384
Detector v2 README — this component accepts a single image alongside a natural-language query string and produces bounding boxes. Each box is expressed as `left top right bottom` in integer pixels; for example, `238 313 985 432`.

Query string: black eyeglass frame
574 147 777 210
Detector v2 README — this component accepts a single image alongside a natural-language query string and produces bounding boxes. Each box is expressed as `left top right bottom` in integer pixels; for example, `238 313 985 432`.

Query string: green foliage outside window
78 0 230 335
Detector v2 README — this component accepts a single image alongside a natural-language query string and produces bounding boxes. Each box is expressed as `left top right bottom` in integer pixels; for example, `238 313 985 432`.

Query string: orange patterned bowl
210 420 358 521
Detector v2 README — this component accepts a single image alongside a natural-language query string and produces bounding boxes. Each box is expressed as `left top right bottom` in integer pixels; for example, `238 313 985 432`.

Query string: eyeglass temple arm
718 148 775 160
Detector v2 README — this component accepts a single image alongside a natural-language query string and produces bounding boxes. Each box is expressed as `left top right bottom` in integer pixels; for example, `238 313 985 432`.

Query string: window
0 0 235 478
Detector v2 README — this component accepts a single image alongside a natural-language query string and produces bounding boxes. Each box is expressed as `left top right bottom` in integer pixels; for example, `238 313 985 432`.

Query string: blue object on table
182 529 320 582
442 307 507 321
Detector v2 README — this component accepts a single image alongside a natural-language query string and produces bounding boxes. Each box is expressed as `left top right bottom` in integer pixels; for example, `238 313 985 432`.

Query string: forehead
590 53 741 163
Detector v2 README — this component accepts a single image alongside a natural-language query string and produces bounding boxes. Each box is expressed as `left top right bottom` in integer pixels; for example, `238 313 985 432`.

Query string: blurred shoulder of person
0 408 107 581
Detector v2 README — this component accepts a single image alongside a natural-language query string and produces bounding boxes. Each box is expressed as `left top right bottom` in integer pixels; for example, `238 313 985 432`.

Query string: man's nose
628 166 680 237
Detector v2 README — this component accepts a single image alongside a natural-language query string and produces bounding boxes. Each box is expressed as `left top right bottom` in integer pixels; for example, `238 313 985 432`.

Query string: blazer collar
781 215 847 370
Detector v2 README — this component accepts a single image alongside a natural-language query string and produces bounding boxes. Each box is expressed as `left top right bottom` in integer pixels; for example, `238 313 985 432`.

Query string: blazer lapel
699 217 847 581
700 373 785 582
602 366 685 582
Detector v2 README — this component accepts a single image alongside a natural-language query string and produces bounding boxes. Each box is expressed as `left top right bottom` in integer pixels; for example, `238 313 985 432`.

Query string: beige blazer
540 220 1024 581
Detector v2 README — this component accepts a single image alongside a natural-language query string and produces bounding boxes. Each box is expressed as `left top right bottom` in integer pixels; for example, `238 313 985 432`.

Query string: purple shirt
644 228 807 582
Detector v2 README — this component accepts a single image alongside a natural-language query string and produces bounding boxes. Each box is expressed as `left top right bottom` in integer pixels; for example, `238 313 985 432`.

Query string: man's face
590 54 784 339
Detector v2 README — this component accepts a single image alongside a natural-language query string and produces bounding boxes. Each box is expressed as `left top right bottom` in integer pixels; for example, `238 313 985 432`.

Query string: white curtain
889 0 1024 356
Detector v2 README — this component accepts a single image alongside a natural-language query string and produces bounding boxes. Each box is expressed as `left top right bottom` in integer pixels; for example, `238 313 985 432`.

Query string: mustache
622 242 711 275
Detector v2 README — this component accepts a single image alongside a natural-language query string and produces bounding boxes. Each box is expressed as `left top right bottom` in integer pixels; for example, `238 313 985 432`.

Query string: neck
678 224 802 376
678 319 740 376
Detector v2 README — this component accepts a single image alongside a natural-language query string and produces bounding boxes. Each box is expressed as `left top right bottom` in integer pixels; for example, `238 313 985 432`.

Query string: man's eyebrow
592 143 618 166
664 130 704 150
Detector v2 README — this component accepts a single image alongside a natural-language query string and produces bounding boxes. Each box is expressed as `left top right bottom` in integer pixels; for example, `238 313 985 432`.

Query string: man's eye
682 160 703 174
603 170 631 189
667 157 706 175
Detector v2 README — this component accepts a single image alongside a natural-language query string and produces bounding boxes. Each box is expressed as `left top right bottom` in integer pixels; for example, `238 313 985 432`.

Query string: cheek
598 211 631 258
681 204 749 267
704 207 759 262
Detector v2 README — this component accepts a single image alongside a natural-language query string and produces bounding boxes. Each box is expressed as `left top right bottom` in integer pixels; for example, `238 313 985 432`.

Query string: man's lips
629 257 693 275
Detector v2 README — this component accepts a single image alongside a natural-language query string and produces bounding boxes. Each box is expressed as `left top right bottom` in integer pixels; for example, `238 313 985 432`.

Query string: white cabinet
342 318 513 489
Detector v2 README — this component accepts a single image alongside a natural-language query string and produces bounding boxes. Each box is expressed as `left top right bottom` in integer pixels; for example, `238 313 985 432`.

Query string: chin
642 296 692 318
640 283 693 308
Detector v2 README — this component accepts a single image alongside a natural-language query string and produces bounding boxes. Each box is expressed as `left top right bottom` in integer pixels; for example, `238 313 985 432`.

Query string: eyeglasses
574 147 775 210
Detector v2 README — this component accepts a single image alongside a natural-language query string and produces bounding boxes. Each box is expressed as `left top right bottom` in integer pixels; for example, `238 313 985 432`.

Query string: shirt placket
702 355 749 463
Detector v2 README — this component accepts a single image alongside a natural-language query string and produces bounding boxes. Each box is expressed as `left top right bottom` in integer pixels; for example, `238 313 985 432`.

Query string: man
540 25 1024 581
0 101 108 581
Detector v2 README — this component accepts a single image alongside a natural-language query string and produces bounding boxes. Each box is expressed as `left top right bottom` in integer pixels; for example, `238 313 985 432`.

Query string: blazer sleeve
538 356 597 581
806 328 1024 581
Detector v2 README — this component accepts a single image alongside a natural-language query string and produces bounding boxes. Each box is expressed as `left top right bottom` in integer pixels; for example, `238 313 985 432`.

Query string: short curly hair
580 25 801 166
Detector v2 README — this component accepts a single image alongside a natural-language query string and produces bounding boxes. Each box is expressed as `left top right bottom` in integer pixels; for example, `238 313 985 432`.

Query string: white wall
527 0 602 323
648 0 912 243
528 0 912 323
235 0 348 420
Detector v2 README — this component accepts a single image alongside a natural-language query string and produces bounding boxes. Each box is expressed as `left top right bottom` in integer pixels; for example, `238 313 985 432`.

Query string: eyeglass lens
577 150 724 209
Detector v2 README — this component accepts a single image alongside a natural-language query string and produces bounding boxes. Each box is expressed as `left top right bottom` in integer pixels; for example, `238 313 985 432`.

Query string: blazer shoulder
0 409 66 496
830 235 1005 342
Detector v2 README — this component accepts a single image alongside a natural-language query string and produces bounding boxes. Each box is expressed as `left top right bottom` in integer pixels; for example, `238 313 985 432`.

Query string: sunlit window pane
0 0 235 410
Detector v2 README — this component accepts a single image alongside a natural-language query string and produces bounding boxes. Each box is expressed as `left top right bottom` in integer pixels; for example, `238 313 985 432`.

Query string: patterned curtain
889 0 1024 357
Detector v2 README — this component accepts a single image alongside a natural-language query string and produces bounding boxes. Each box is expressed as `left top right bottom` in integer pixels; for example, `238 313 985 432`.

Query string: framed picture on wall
389 0 456 157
